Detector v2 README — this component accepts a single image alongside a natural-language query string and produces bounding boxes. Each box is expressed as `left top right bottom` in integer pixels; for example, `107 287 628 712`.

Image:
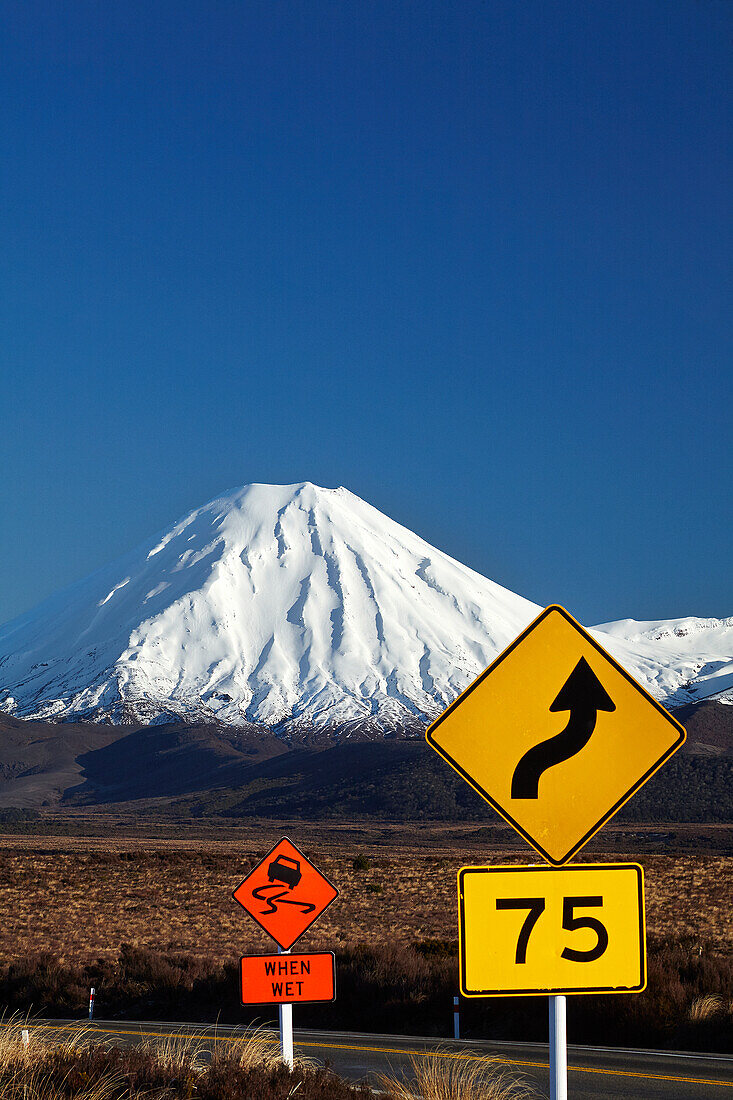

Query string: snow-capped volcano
0 482 730 730
0 482 540 729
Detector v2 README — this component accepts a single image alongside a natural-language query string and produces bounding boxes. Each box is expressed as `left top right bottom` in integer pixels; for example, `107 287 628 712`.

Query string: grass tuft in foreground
378 1051 538 1100
0 1015 372 1099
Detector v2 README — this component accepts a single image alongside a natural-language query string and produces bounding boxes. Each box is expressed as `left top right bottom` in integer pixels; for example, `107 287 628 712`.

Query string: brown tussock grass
688 994 729 1022
0 1014 122 1099
0 1016 339 1098
0 835 728 967
378 1051 539 1100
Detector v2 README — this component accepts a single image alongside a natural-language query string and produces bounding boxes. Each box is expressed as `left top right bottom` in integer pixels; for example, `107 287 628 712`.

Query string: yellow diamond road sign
427 605 686 865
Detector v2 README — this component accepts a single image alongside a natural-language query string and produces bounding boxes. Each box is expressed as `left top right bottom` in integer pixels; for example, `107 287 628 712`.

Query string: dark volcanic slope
675 699 733 754
0 715 286 807
0 715 124 808
68 722 288 802
0 701 731 822
178 715 733 825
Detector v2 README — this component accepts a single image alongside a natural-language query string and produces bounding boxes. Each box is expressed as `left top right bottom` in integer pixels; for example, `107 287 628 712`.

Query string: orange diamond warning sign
232 837 338 951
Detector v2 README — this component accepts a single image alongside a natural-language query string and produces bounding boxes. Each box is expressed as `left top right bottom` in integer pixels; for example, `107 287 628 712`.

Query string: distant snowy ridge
594 615 733 707
0 482 730 731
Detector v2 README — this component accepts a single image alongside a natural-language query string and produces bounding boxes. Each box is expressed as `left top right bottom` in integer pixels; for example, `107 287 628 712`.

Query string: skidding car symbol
267 855 302 890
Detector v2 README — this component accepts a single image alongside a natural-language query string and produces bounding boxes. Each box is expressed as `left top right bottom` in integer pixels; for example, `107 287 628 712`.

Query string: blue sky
1 1 730 626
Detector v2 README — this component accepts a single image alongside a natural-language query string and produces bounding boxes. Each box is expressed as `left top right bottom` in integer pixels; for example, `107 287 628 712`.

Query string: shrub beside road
0 938 731 1053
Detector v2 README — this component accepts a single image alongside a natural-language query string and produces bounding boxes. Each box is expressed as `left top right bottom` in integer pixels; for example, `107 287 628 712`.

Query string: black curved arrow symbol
251 883 317 916
511 657 615 799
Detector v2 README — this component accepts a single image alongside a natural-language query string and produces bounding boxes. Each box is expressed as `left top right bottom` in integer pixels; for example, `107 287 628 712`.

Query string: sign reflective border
459 863 645 997
240 951 336 1005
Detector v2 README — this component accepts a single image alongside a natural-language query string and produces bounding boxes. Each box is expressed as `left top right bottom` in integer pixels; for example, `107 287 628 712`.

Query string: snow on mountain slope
594 616 733 705
0 482 729 730
0 483 543 729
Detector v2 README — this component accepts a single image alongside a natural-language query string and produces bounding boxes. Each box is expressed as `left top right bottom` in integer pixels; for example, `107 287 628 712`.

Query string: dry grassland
0 827 729 965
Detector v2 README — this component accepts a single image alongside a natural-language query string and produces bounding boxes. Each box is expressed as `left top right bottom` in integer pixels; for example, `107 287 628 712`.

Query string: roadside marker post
425 605 686 1098
453 995 460 1040
88 987 95 1021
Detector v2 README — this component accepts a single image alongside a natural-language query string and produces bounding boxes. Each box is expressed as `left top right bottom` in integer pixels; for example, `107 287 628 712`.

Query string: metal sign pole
277 947 294 1070
549 995 567 1100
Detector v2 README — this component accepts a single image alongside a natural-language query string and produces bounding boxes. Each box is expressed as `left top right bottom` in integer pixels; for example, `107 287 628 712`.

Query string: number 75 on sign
459 864 645 997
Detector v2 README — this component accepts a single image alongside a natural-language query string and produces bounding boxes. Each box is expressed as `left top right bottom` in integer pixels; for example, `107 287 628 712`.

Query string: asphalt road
17 1019 733 1099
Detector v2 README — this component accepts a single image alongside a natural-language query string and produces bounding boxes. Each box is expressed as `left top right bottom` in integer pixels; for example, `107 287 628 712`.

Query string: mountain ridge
0 481 731 732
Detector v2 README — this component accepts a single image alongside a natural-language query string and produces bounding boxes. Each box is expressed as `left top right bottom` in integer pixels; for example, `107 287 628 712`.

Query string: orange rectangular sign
240 951 336 1005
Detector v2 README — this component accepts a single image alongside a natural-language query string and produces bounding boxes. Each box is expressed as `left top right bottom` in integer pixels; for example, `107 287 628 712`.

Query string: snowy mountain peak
0 482 730 730
0 482 541 728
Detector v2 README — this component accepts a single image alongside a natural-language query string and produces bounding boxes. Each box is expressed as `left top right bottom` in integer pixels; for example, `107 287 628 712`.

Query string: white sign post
549 995 567 1100
277 946 294 1070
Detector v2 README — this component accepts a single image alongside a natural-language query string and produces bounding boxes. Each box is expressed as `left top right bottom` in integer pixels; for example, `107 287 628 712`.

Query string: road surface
15 1019 733 1098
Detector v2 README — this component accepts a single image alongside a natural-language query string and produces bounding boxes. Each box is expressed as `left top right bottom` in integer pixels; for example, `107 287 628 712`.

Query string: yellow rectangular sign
459 863 645 997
